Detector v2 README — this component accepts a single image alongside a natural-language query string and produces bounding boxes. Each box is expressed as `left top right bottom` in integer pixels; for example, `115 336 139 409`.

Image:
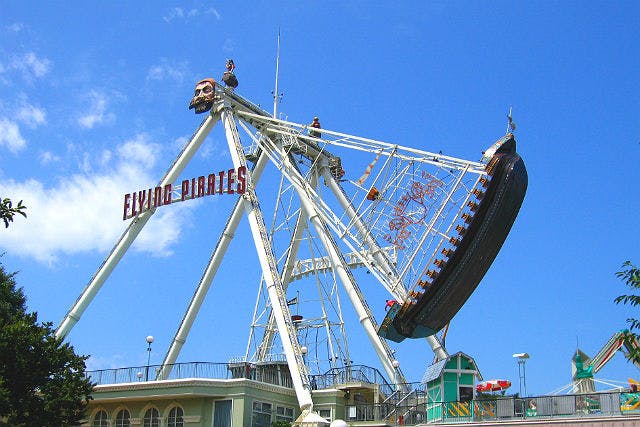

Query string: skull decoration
189 78 216 114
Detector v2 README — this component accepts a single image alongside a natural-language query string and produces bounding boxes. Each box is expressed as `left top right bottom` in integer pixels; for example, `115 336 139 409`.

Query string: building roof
421 351 483 384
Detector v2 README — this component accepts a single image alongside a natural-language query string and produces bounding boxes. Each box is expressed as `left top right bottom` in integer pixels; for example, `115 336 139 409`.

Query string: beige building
81 361 394 427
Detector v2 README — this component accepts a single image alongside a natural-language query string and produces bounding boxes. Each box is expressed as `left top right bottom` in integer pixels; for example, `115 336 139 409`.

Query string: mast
273 30 281 118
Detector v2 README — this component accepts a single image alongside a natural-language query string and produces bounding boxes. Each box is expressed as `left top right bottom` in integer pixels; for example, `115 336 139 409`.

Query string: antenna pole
506 105 517 134
273 30 281 118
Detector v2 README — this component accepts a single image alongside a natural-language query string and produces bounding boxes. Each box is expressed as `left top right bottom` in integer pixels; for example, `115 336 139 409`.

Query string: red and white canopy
476 379 511 392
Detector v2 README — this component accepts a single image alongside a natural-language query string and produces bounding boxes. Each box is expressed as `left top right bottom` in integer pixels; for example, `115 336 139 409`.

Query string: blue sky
1 1 639 397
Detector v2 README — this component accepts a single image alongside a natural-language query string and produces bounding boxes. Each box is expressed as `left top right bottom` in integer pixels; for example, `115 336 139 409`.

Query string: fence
342 391 640 425
87 363 640 425
86 362 391 392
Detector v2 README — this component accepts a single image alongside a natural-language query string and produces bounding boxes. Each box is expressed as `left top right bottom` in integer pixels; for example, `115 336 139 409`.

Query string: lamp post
392 359 400 392
513 352 530 397
145 335 154 381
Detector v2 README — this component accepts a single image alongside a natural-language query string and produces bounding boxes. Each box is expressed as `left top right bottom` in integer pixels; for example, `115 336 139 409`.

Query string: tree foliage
1 198 27 228
614 261 640 331
614 261 640 363
0 262 94 426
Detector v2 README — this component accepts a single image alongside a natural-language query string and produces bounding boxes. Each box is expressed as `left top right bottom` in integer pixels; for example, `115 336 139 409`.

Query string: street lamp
513 352 530 397
145 335 154 381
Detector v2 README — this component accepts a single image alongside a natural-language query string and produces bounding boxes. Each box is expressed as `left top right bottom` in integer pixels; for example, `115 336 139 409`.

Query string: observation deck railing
85 361 392 392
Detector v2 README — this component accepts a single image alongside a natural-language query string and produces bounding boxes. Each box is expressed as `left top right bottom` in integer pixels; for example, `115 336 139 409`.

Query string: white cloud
146 58 189 84
98 149 112 166
117 134 160 170
0 118 26 152
85 353 125 371
6 22 24 33
222 38 235 53
9 52 51 79
16 102 46 128
198 139 229 160
163 7 186 22
0 133 194 264
78 90 114 129
163 6 220 22
39 150 60 165
206 8 221 20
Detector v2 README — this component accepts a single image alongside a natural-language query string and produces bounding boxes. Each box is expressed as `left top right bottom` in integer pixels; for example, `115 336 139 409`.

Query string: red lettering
237 166 246 194
123 193 131 220
164 184 172 205
154 187 163 207
207 174 216 195
227 169 235 194
218 171 225 194
181 180 189 201
123 166 249 220
138 190 146 212
197 176 205 197
131 192 137 216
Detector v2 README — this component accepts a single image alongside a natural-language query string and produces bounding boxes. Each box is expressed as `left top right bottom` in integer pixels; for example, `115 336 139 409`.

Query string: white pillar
56 115 218 339
219 105 313 410
160 148 270 378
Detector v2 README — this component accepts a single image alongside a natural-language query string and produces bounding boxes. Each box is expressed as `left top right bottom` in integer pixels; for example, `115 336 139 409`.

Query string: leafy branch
1 198 27 228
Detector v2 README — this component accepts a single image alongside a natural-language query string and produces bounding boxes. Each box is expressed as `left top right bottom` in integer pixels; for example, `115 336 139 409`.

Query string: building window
213 400 232 427
168 406 184 427
275 405 294 422
115 409 131 427
144 407 160 427
318 408 332 422
252 401 272 427
93 410 108 427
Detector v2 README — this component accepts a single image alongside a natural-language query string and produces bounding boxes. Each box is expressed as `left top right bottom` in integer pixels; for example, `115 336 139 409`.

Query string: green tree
0 262 94 426
614 261 640 362
1 198 27 228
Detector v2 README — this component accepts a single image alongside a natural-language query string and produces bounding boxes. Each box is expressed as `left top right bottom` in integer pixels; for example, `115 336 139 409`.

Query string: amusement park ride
53 59 527 423
571 330 640 394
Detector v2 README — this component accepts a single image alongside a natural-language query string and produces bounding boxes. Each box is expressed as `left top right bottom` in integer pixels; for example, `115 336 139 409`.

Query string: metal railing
87 363 640 425
309 365 395 396
87 361 294 388
86 361 392 392
342 391 640 425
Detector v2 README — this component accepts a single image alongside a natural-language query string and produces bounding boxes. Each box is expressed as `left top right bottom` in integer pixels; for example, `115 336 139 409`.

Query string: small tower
421 352 482 421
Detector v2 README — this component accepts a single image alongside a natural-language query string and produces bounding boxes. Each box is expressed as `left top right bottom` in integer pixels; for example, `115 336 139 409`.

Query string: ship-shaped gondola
379 134 528 342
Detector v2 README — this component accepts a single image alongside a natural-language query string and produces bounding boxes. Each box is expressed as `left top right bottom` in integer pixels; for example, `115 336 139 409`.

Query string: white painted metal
255 204 309 363
220 103 313 410
235 110 486 173
159 148 270 379
324 170 405 300
58 81 493 409
426 335 448 362
288 246 397 282
55 114 218 339
397 166 475 283
260 132 409 385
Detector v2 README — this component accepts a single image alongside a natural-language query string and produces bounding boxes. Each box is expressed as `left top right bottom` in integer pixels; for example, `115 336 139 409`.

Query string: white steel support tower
56 82 493 414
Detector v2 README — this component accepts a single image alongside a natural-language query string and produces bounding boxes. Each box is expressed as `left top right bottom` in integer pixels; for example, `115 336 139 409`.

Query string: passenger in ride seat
309 116 321 138
385 300 397 311
222 59 238 89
